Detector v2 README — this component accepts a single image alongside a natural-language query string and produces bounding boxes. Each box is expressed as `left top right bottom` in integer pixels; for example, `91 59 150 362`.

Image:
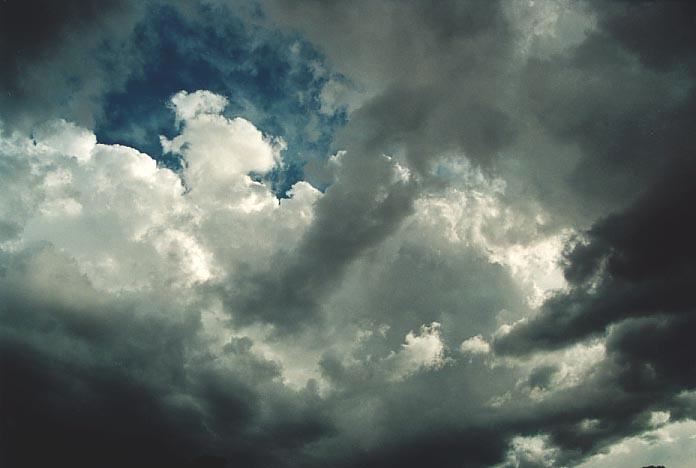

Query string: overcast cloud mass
1 1 696 467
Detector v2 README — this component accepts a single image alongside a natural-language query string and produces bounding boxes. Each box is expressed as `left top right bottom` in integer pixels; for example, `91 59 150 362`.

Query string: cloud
385 322 447 381
255 1 696 465
33 119 97 162
169 90 230 124
502 435 560 468
494 162 696 355
0 0 147 130
489 161 696 465
460 335 491 356
577 418 696 468
161 90 283 192
0 92 331 466
318 78 361 116
2 1 696 467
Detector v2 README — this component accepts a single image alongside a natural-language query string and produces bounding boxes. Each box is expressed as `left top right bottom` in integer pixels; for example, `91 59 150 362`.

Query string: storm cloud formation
0 0 147 130
2 1 696 467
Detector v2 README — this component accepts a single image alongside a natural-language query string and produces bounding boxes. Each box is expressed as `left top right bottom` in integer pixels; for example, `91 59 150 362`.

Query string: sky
1 1 695 467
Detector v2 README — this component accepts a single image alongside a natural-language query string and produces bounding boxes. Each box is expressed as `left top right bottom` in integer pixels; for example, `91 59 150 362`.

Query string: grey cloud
236 0 695 336
0 244 332 468
594 0 696 73
3 1 696 467
495 160 696 355
527 365 558 391
0 0 146 130
253 2 696 465
324 239 529 356
518 35 696 221
202 2 696 465
224 149 418 332
488 160 696 465
227 0 520 333
262 0 695 226
263 0 519 169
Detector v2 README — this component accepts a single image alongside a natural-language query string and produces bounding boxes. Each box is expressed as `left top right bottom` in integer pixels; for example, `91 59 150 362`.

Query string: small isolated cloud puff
385 321 447 381
169 89 229 124
460 334 491 356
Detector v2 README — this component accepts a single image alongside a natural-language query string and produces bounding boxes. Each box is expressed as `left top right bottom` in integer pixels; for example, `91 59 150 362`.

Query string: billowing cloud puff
0 91 327 466
460 335 491 356
169 89 229 123
161 90 283 190
8 91 318 297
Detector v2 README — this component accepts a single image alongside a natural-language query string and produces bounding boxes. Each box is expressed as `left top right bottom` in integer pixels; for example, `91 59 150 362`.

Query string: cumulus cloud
460 335 491 356
162 90 283 189
3 1 696 467
33 119 97 162
0 90 329 467
0 0 147 130
502 435 560 468
385 322 447 380
256 0 696 465
169 89 230 123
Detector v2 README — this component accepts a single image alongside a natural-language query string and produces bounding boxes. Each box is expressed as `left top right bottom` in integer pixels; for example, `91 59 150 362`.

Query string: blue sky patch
95 3 347 196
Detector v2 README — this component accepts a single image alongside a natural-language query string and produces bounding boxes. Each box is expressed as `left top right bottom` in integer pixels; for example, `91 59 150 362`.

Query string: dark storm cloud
333 426 510 468
594 0 696 74
495 159 696 355
491 149 696 464
226 152 417 331
481 312 696 466
227 0 520 332
240 0 695 337
0 245 332 468
3 1 696 467
250 1 696 465
0 0 146 130
519 32 695 221
260 0 695 224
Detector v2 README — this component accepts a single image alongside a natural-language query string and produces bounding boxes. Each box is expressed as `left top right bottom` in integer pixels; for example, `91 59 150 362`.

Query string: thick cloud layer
0 94 326 467
2 1 696 467
496 162 696 354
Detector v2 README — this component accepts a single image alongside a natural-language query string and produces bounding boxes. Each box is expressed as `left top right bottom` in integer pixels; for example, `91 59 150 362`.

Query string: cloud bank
2 1 696 467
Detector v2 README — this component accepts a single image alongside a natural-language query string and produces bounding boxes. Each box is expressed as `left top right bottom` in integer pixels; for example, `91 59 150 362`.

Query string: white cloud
650 411 672 428
169 89 229 124
33 119 96 162
161 92 283 191
412 159 569 308
501 435 559 468
19 140 191 292
578 419 696 468
385 322 447 381
0 91 335 403
460 335 491 356
2 89 320 304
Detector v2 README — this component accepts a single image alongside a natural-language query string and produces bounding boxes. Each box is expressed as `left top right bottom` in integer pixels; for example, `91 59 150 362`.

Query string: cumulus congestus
1 1 696 467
